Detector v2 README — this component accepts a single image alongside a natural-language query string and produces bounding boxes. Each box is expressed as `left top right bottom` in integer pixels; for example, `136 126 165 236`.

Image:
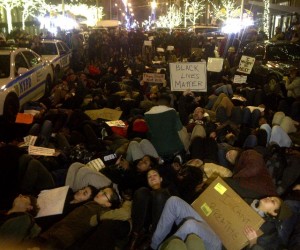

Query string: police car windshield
0 55 10 78
40 43 58 55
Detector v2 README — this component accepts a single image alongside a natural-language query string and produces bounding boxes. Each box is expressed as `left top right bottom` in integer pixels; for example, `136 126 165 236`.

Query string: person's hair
157 93 171 106
266 197 283 218
99 186 121 209
28 195 40 217
108 187 121 209
86 185 98 200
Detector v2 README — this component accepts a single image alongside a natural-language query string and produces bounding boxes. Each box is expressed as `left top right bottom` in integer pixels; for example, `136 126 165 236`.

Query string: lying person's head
94 187 121 209
147 169 163 190
256 196 282 218
72 185 98 204
136 155 158 173
11 194 40 217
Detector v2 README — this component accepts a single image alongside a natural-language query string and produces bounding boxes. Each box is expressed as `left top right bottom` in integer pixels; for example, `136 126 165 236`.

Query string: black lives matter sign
169 62 207 92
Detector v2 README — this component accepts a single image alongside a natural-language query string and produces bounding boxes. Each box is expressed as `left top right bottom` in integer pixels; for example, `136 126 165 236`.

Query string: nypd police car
0 46 53 121
40 39 72 80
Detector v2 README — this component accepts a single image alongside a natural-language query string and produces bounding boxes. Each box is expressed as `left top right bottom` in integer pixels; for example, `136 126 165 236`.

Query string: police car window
40 43 57 55
57 42 65 53
60 42 70 51
15 53 28 71
0 55 10 78
22 51 40 67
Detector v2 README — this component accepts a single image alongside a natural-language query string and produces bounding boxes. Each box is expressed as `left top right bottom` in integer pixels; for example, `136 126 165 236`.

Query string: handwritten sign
207 57 224 72
233 75 248 84
192 177 264 250
85 108 122 121
170 62 207 92
237 56 255 74
28 145 56 156
143 73 165 83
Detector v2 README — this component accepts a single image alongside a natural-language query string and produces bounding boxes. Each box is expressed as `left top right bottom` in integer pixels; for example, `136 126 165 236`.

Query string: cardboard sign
192 177 264 250
143 73 165 83
170 62 207 92
237 56 255 74
84 108 122 121
207 57 224 72
233 75 248 84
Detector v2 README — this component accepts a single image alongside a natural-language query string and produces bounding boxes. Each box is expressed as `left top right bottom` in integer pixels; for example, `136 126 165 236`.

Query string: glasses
101 190 112 203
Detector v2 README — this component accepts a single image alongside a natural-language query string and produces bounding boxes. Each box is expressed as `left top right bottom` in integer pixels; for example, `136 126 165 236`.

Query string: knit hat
132 119 148 133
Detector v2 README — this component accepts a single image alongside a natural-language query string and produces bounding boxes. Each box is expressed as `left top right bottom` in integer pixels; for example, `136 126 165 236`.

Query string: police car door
14 52 34 106
58 41 71 70
22 50 45 99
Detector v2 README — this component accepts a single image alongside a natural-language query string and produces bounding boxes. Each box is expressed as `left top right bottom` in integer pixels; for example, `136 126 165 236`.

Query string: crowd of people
0 23 300 250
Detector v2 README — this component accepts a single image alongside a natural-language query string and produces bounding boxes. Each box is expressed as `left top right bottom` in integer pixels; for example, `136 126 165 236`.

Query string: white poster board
36 186 69 218
237 56 255 74
207 57 224 72
144 40 152 46
170 62 207 92
143 73 165 83
233 75 248 84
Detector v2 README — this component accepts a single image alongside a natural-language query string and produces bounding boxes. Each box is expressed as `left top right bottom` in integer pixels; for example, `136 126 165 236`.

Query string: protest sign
237 56 255 74
143 73 165 83
85 108 122 121
15 113 34 124
144 40 152 46
207 57 224 72
170 62 207 92
233 75 248 84
36 186 69 217
192 177 264 250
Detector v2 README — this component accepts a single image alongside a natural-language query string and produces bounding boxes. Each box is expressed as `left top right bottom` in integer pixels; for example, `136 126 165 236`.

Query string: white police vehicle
40 39 72 81
0 46 53 121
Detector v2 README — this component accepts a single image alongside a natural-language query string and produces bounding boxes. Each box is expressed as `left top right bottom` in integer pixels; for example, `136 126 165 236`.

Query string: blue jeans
151 196 221 250
29 120 53 147
279 200 300 247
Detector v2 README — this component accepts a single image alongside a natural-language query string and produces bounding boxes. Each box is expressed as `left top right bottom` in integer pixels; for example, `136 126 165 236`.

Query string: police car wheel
3 94 19 123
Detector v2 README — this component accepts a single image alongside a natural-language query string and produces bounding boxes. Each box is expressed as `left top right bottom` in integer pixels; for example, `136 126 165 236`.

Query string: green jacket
145 105 184 157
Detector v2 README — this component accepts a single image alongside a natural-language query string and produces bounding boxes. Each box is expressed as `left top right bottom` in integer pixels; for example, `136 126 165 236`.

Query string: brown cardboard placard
192 177 264 250
84 108 122 121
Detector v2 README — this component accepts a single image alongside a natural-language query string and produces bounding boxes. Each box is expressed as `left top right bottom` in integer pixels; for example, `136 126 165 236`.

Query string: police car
0 46 53 121
40 39 72 81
